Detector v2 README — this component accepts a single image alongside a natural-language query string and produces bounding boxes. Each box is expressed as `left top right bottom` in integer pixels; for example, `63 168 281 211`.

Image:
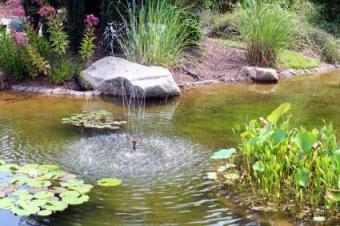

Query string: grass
278 49 320 69
119 0 200 67
234 0 295 67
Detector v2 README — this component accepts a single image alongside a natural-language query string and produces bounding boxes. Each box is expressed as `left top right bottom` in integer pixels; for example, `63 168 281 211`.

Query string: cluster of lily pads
62 110 127 130
0 160 121 217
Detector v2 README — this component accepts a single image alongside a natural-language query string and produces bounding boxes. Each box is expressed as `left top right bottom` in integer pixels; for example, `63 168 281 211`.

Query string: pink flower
11 31 29 45
6 0 21 7
11 6 25 17
38 5 56 20
84 14 99 27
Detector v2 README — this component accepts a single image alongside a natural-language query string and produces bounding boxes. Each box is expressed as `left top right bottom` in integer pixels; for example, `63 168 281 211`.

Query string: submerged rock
244 66 279 83
80 57 181 98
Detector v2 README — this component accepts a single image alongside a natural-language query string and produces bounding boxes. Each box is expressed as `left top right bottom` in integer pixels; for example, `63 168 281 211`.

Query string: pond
0 71 339 225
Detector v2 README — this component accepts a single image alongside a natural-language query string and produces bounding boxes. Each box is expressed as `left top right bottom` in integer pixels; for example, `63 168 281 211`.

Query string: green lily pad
62 194 89 205
207 172 218 180
225 173 240 180
97 178 122 187
34 191 54 199
0 164 19 173
211 148 236 160
11 203 40 216
0 198 16 209
38 210 52 216
44 200 68 211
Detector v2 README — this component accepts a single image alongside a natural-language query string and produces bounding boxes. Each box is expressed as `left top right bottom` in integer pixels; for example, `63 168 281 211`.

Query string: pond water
0 71 339 226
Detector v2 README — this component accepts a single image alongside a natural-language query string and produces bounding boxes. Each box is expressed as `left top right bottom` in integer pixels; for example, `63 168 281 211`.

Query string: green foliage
62 110 127 130
0 33 26 80
211 103 340 216
49 59 74 84
119 0 202 67
234 0 295 66
48 17 69 58
21 44 50 78
80 27 96 63
25 24 50 58
0 161 93 217
278 49 321 69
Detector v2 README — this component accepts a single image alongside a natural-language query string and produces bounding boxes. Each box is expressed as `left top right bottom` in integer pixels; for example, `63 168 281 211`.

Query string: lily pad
97 178 122 187
62 111 127 131
0 162 93 217
211 148 236 160
207 172 218 180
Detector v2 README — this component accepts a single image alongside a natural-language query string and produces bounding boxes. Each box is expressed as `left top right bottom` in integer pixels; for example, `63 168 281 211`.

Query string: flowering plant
38 5 56 20
80 14 100 63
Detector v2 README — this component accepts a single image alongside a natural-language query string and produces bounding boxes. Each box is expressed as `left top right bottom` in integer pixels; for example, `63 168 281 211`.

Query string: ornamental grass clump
119 0 200 67
234 0 295 67
210 103 339 219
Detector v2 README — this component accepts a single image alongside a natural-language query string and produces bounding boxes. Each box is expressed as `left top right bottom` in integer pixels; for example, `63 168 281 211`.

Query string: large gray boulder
244 66 279 83
80 57 181 98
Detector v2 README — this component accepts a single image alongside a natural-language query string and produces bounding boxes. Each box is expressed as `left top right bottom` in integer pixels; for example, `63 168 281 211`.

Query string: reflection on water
0 70 339 225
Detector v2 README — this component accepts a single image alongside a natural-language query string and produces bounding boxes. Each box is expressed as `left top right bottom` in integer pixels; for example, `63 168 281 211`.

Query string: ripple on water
60 133 209 180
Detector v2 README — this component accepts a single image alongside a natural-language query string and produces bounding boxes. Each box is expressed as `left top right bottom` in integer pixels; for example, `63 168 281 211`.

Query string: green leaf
11 201 40 216
0 164 19 173
207 172 218 180
34 191 55 199
253 161 265 172
0 198 16 209
62 194 89 205
295 131 317 153
326 189 340 202
296 168 310 187
97 178 122 187
38 210 52 216
272 130 286 145
267 103 291 125
44 201 68 211
211 148 236 160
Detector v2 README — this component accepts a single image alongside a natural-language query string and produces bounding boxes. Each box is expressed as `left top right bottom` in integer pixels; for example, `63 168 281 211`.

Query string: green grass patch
279 49 320 69
217 39 246 49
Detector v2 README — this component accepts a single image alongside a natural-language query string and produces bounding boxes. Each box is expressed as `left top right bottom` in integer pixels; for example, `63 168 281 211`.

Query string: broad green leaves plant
267 102 291 125
0 161 93 217
210 103 340 219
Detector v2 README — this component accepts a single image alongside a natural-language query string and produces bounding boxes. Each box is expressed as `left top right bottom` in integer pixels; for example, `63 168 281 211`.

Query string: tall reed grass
234 0 295 66
119 0 200 67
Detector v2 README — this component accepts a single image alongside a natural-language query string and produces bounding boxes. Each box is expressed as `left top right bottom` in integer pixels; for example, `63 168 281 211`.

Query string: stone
0 70 8 90
244 66 279 83
80 57 181 98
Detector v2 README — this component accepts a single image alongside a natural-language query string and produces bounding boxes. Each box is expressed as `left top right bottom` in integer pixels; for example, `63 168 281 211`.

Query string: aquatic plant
97 178 122 187
0 160 93 216
62 110 127 130
210 103 340 220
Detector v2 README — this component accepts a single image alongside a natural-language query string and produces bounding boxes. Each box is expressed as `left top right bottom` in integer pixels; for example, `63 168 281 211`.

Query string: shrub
21 44 50 78
0 32 26 79
210 13 238 37
118 0 201 67
234 0 295 67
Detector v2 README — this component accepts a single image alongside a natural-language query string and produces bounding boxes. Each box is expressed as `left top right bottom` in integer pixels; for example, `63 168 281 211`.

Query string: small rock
279 70 294 79
244 66 279 83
